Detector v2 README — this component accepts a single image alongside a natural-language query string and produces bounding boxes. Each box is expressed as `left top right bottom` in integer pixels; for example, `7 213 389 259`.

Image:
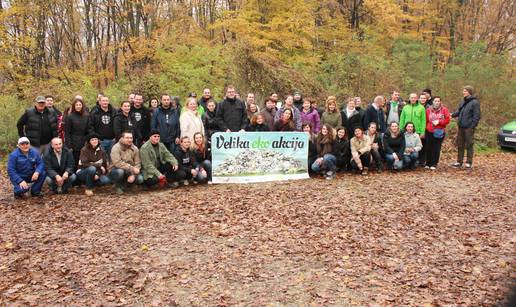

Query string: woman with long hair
246 114 270 131
65 97 90 168
76 133 110 196
383 122 406 170
321 96 342 129
180 97 205 147
312 124 337 180
274 108 296 131
192 132 212 183
333 126 351 172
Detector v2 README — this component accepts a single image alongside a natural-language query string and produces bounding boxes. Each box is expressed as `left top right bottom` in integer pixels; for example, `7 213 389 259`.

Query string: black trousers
144 163 186 186
419 135 427 166
350 152 371 170
425 131 445 167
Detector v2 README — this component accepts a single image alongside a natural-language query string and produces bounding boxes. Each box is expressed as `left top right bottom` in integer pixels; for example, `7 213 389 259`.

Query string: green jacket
140 140 178 180
399 103 426 134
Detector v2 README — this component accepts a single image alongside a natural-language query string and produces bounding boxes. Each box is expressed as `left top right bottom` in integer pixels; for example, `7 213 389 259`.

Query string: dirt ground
1 152 515 306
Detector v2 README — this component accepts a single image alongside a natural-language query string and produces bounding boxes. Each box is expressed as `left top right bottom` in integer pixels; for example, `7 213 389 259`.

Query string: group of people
8 85 481 197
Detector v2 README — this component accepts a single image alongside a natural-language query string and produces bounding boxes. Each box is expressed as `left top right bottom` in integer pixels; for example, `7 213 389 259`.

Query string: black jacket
363 104 386 133
341 108 364 138
151 106 181 144
452 96 481 129
43 147 75 179
382 131 405 158
216 98 248 132
385 102 404 120
173 146 196 173
202 109 219 139
17 107 58 147
246 123 270 132
113 110 142 143
89 104 116 140
333 138 351 163
193 145 212 167
130 105 151 141
65 112 90 152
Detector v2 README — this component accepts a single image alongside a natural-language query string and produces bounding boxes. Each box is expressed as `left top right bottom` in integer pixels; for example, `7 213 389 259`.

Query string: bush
0 95 30 153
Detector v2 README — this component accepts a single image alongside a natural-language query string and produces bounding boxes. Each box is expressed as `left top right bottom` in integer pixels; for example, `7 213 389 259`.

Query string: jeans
76 166 111 189
101 139 115 160
45 174 77 193
425 131 445 167
13 171 47 196
163 142 177 154
457 127 475 164
403 151 419 169
109 168 143 187
311 154 337 173
418 136 427 166
385 153 404 170
197 160 212 181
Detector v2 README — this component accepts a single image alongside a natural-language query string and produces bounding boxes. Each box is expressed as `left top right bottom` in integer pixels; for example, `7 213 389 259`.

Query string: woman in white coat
180 97 205 148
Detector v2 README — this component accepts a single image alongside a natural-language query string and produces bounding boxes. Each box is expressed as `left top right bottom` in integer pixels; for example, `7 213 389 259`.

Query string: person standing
45 95 62 117
202 99 219 141
293 91 304 111
341 98 363 138
43 138 76 194
89 95 117 156
363 96 386 133
151 94 181 153
130 93 151 146
321 96 342 130
300 98 321 134
180 97 205 144
422 88 434 109
451 86 481 168
385 90 404 125
7 137 47 198
17 96 58 152
425 96 451 169
65 97 90 168
275 95 302 131
261 98 277 131
399 93 426 166
114 101 141 144
198 88 213 112
216 86 248 132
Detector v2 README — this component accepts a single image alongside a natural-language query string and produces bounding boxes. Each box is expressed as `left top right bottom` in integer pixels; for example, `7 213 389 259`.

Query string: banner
211 132 309 183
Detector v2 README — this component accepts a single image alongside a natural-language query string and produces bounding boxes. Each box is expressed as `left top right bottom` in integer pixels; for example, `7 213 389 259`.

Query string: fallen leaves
0 153 515 305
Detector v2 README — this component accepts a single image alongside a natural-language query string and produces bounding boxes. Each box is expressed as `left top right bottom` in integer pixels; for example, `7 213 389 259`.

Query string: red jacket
426 106 451 133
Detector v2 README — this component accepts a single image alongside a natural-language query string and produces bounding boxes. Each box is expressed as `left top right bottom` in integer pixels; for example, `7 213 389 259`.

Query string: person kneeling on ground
43 137 77 194
109 131 143 194
140 130 185 189
192 132 212 184
403 122 422 170
312 124 337 180
383 122 405 170
76 133 111 196
333 126 351 172
174 136 207 185
7 137 47 199
350 127 371 175
365 122 383 172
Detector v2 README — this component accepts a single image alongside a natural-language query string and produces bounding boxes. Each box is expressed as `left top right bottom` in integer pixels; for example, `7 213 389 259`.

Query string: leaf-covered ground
1 152 515 305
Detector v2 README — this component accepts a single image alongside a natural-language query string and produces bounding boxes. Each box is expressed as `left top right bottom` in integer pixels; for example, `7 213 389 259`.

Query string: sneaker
85 189 94 196
361 168 368 175
325 171 334 180
57 186 63 194
168 181 179 189
452 162 462 168
424 165 430 169
183 180 189 186
31 192 43 198
430 166 436 170
464 163 472 169
115 186 124 195
193 180 199 185
208 181 213 185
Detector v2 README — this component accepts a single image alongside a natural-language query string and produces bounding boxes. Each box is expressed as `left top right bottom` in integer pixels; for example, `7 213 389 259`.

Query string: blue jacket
7 148 45 185
151 106 181 144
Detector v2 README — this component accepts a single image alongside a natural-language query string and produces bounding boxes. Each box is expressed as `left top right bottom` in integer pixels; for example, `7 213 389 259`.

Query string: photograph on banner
211 132 309 183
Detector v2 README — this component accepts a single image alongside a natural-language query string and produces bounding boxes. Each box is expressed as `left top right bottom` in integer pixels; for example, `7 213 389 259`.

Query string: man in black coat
130 93 151 145
341 98 364 138
363 95 386 133
89 96 117 155
17 96 58 152
43 138 76 194
216 86 248 132
451 85 481 168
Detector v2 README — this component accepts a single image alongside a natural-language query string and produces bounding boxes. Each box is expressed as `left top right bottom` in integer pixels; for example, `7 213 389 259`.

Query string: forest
0 0 514 149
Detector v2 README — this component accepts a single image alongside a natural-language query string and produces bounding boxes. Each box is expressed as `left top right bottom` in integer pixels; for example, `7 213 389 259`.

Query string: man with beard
130 93 151 146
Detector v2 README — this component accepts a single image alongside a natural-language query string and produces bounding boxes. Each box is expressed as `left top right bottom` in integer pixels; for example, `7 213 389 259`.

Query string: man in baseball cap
16 95 58 152
7 137 47 199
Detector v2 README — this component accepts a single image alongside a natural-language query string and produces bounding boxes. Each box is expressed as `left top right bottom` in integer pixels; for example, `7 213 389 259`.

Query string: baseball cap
18 137 30 145
36 96 46 103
